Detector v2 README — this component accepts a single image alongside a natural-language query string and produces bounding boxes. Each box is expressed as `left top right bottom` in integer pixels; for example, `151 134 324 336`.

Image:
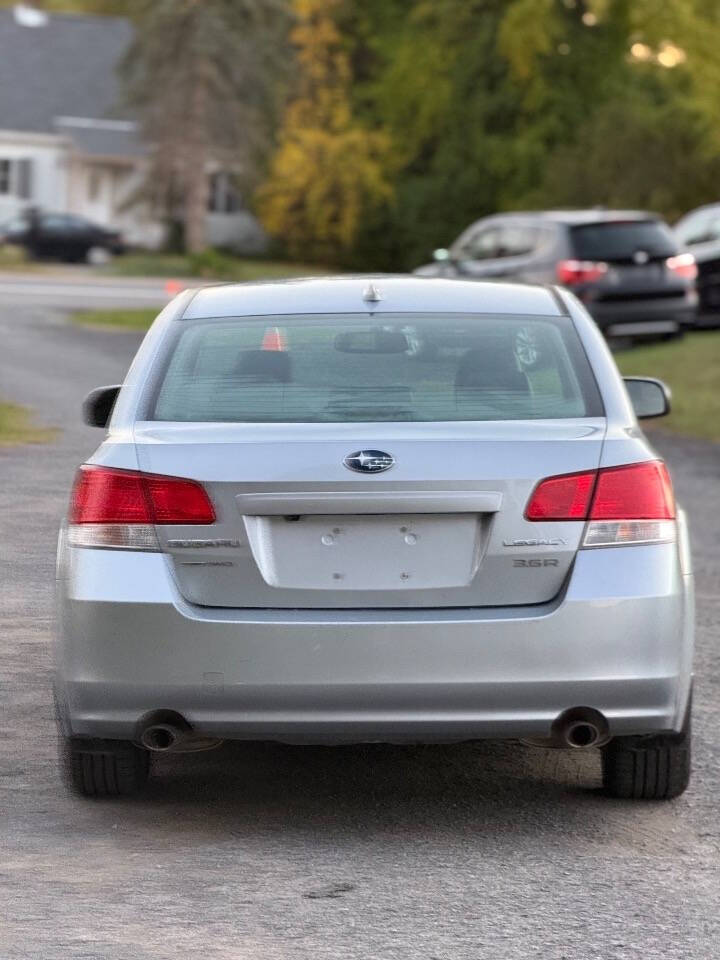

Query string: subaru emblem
343 450 395 474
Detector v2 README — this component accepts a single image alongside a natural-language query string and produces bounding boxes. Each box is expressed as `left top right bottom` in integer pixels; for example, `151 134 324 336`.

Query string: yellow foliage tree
256 0 392 263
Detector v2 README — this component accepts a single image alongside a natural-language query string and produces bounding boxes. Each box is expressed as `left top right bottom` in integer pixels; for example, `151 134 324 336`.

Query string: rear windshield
571 220 677 261
150 313 602 423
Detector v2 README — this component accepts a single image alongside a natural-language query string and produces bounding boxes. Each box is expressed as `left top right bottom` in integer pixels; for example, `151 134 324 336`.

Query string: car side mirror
82 385 121 427
433 248 451 262
623 377 671 419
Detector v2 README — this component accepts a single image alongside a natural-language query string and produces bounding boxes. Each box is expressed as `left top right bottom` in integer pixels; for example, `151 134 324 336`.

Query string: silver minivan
55 277 694 799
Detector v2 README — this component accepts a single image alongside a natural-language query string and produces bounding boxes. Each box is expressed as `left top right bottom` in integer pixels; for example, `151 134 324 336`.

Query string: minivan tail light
556 259 609 285
666 252 698 280
68 465 215 550
525 460 676 547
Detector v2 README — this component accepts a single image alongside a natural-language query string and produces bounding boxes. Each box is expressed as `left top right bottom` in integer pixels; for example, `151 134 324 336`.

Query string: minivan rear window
571 220 677 261
150 313 602 423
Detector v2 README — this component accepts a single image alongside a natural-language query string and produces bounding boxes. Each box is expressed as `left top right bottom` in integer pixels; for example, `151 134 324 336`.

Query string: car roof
181 276 564 320
482 209 661 226
677 202 720 220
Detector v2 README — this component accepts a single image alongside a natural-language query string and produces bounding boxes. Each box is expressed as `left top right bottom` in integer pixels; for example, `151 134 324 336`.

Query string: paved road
2 306 719 959
0 267 181 309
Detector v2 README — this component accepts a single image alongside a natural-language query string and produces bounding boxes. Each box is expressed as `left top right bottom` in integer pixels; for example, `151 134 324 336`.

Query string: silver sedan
55 276 694 800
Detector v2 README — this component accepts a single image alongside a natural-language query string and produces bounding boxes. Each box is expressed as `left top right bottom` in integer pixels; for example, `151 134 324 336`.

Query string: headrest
234 350 292 383
455 339 529 393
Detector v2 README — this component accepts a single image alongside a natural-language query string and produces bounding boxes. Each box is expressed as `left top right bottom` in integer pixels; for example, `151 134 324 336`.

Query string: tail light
524 470 596 521
666 252 697 280
525 461 676 546
67 465 215 550
556 259 608 286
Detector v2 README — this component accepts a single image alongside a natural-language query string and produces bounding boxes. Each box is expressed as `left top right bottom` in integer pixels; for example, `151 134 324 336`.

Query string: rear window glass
571 220 677 260
150 314 602 423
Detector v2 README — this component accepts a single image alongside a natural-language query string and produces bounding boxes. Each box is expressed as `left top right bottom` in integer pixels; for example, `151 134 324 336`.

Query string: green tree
122 0 288 252
345 0 527 269
256 0 391 263
499 0 720 219
535 92 720 220
346 0 720 268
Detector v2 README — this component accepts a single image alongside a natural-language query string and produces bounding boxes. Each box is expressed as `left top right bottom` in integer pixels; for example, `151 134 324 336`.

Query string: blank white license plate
243 513 481 590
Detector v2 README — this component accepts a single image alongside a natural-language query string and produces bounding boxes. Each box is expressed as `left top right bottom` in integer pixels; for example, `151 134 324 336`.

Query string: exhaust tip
552 707 610 750
140 723 180 752
565 721 600 749
136 710 192 752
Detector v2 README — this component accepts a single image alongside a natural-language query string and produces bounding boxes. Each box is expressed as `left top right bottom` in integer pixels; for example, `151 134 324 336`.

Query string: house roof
0 7 144 158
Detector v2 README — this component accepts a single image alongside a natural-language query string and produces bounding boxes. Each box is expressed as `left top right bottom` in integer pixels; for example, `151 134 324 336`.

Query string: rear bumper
586 292 698 335
55 538 694 745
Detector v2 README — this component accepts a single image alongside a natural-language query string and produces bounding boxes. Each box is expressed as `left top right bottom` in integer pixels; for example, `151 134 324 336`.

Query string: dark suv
415 210 698 338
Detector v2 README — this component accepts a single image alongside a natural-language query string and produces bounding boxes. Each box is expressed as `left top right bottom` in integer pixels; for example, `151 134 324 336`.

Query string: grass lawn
0 402 56 446
104 251 330 282
614 330 720 442
0 245 36 270
70 308 158 331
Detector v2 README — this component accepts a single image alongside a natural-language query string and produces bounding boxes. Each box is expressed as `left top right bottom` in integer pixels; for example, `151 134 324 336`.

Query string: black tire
602 710 691 800
61 736 150 797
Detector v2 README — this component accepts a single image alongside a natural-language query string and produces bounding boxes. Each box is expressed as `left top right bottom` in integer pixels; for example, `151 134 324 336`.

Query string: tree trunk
184 69 210 254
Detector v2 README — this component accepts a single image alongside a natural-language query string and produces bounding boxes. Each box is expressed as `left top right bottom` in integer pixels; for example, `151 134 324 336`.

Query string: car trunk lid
134 419 606 609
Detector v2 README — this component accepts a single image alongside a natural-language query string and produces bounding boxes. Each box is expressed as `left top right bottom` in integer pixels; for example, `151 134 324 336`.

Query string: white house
0 4 266 251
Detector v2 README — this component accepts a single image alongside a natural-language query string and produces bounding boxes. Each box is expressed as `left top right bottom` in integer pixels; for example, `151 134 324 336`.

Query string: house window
208 172 240 214
0 159 11 194
0 158 33 198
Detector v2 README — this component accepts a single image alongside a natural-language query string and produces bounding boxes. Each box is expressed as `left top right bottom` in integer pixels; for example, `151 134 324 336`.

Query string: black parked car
674 202 720 325
0 209 124 264
415 210 698 338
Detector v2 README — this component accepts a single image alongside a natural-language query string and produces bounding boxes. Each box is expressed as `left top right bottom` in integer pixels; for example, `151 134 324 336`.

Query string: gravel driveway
1 306 719 959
